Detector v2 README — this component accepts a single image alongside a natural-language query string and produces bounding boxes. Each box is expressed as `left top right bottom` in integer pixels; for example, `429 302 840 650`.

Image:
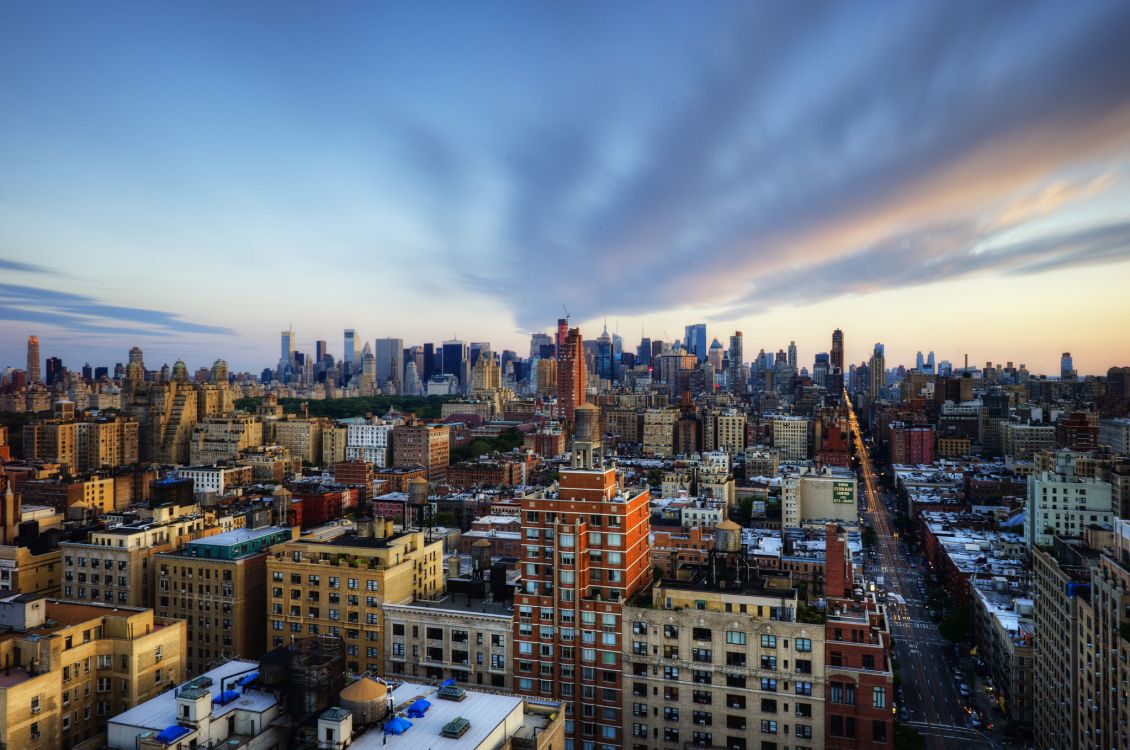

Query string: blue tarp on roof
406 699 431 718
237 672 259 686
214 690 240 705
440 678 456 687
384 716 413 735
155 725 191 743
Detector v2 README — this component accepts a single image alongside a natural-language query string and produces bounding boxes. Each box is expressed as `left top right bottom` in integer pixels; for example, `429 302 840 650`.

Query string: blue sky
2 1 1130 374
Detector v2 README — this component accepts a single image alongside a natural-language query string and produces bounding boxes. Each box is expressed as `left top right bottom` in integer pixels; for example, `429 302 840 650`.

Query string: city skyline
3 2 1130 373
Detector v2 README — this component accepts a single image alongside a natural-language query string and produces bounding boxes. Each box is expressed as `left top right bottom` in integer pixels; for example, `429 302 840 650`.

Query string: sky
2 1 1130 376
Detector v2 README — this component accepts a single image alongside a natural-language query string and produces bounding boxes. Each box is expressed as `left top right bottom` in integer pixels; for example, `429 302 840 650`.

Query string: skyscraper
343 329 358 367
728 331 745 394
442 339 468 384
915 351 925 372
45 356 63 386
708 337 724 370
595 325 614 381
869 343 886 399
315 340 328 364
787 339 798 369
1060 351 1075 380
280 328 295 367
831 328 844 372
422 342 435 381
26 335 40 384
684 323 707 362
556 327 586 433
529 332 553 360
375 338 404 392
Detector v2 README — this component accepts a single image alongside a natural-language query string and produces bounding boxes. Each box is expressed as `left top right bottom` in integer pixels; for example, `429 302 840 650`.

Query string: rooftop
109 660 266 732
186 526 290 548
350 680 544 750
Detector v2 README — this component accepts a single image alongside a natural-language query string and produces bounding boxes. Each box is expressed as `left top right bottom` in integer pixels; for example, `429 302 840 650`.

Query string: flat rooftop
351 680 526 750
109 660 266 731
187 526 289 547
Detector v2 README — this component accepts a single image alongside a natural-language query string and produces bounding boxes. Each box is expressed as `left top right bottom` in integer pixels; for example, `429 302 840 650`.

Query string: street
846 398 999 750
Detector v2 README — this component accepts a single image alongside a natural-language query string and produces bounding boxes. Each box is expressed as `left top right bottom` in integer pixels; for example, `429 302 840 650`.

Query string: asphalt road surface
846 397 1000 750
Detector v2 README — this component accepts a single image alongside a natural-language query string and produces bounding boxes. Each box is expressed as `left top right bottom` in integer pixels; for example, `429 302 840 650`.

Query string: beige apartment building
156 527 292 677
623 581 826 750
0 594 186 750
271 418 327 465
189 414 264 465
61 514 210 608
643 408 678 458
383 597 513 689
265 523 444 675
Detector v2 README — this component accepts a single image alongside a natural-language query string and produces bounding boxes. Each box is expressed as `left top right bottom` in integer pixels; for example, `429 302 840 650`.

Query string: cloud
417 1 1130 328
0 258 53 274
0 282 234 336
713 219 1130 317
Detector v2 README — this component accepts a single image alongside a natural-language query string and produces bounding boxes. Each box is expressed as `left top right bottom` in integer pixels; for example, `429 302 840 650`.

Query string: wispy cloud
0 258 53 274
0 282 233 336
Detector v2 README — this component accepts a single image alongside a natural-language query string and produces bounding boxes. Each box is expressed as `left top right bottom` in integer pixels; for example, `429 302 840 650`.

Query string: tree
939 605 972 643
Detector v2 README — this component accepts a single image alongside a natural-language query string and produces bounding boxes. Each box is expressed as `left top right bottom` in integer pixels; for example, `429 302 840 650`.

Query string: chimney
824 524 847 600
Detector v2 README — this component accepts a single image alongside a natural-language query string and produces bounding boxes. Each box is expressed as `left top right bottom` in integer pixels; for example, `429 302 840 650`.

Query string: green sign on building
832 481 855 504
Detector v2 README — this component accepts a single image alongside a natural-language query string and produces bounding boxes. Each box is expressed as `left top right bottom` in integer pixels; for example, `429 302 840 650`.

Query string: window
795 681 812 696
664 707 679 721
760 655 777 670
760 678 777 692
873 720 887 743
872 687 887 709
795 638 811 652
692 627 712 641
726 630 747 645
760 634 777 648
796 724 813 739
664 624 679 639
760 720 777 735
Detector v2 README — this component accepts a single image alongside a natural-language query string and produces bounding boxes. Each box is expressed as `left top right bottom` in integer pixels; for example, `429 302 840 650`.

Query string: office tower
596 325 615 381
375 337 404 392
44 356 63 386
514 410 652 750
636 337 652 366
869 343 885 398
403 360 422 395
280 328 295 367
442 339 468 384
422 342 435 381
360 342 377 391
915 351 924 371
831 328 844 372
530 332 552 359
26 335 40 384
788 339 797 369
813 352 830 388
728 331 745 394
1060 351 1075 380
315 339 327 363
707 338 724 371
343 329 359 368
556 318 569 353
926 351 935 373
556 327 586 434
684 323 707 362
470 341 491 367
81 362 93 381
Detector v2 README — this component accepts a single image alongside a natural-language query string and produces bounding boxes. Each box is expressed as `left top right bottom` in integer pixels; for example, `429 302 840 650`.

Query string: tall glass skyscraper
684 323 707 362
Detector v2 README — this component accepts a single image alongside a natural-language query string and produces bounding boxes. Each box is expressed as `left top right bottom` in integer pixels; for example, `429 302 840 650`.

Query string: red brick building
392 421 450 481
447 454 539 489
889 423 935 465
823 525 895 749
513 462 652 750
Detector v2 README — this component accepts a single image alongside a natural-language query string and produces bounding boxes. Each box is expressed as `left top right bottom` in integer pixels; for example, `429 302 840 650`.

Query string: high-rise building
707 337 724 371
831 329 844 373
422 342 436 381
44 356 63 386
375 337 404 392
26 335 40 384
442 339 468 384
1025 471 1114 547
596 325 615 381
556 327 586 434
684 323 707 362
788 339 798 369
469 341 491 367
513 417 652 750
1060 351 1075 380
343 329 358 369
392 422 450 481
280 328 295 368
868 343 885 399
315 339 327 364
728 331 745 394
530 332 553 360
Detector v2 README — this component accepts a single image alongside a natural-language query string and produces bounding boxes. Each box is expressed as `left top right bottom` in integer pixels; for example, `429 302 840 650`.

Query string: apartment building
513 446 652 750
156 527 292 676
383 596 513 689
0 594 185 750
264 523 444 675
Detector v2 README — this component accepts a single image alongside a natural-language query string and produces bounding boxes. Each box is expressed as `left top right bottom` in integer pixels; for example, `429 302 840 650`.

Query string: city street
846 398 999 750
